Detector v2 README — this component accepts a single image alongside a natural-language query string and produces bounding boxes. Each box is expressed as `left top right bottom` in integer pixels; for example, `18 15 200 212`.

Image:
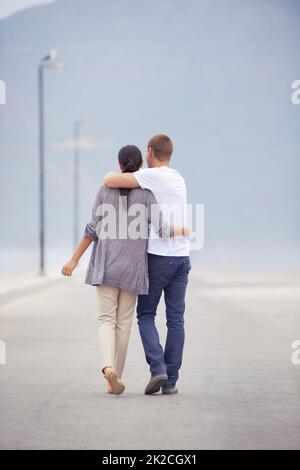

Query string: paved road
0 271 300 449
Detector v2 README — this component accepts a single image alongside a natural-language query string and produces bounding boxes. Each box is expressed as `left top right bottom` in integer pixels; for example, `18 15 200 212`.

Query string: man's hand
183 226 190 238
61 259 78 276
104 172 140 189
172 226 190 238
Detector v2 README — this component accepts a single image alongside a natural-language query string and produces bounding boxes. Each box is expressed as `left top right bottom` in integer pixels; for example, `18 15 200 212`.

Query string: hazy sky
0 0 55 20
0 0 299 273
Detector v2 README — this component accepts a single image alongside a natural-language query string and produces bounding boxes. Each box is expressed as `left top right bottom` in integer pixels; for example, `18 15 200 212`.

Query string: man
104 134 191 395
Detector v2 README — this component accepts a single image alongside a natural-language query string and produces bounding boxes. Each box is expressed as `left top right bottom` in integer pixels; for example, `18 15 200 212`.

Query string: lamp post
38 49 64 275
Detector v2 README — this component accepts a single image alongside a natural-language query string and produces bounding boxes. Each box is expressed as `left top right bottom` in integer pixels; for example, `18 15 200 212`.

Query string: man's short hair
148 134 173 161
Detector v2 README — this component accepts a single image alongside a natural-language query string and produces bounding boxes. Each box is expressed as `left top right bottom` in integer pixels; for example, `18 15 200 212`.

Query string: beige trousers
96 285 137 378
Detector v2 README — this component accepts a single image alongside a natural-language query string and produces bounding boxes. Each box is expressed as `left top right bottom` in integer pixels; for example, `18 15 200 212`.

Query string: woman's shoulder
95 185 118 199
131 187 151 196
101 185 116 194
131 187 156 203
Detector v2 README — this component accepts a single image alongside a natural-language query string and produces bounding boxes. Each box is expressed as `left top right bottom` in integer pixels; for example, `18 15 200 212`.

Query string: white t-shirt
134 166 190 257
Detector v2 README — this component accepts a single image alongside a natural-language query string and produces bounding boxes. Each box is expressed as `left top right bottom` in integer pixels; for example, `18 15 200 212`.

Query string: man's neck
150 161 170 169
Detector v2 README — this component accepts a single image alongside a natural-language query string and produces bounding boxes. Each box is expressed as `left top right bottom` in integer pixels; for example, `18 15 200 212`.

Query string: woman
62 145 186 395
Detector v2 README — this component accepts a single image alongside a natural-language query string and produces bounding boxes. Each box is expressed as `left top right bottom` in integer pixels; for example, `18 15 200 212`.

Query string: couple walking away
62 134 191 396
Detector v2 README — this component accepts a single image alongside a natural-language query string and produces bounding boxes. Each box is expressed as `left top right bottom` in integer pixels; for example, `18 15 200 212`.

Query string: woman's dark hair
118 145 142 196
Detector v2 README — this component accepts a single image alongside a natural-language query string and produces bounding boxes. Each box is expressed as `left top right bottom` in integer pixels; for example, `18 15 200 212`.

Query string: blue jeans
137 254 191 388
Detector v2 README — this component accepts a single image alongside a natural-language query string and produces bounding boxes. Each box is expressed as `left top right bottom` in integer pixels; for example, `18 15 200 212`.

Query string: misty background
0 0 299 274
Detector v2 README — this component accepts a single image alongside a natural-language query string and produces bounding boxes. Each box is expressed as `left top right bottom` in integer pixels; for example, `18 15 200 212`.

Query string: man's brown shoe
145 374 168 395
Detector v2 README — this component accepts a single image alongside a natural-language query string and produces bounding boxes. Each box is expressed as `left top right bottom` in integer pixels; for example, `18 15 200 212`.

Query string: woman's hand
61 259 78 276
61 236 93 277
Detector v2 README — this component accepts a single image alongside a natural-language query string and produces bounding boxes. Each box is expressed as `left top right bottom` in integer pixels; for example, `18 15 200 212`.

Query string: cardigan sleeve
84 186 104 241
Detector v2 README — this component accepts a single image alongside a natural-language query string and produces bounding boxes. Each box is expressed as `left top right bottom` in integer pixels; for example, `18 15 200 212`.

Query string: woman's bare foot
106 383 112 394
103 367 113 393
103 367 125 395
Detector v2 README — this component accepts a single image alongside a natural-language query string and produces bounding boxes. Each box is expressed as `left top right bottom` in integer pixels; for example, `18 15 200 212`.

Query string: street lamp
38 49 64 276
73 118 91 249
